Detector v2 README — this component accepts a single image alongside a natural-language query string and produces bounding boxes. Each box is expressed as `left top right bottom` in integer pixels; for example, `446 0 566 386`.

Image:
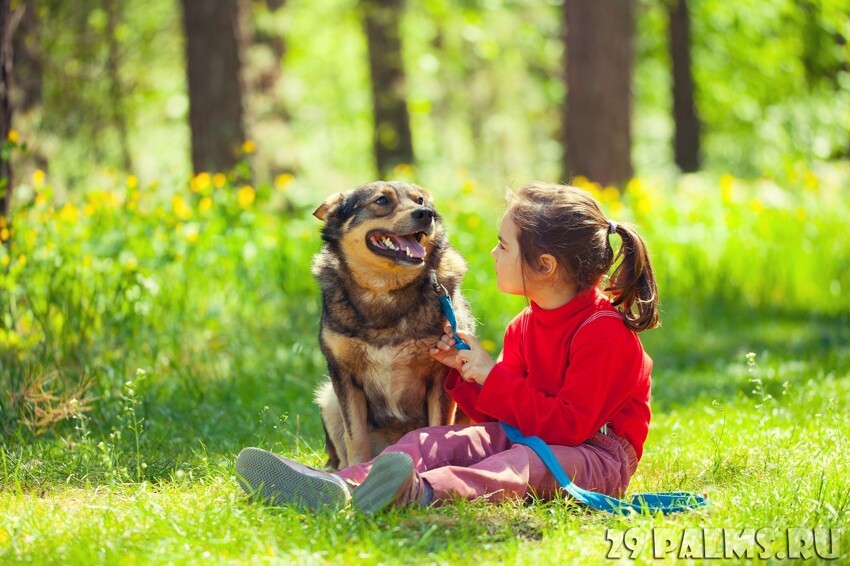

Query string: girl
235 182 659 514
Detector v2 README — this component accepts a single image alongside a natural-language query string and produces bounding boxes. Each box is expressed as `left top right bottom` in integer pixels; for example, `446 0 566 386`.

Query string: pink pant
336 421 638 504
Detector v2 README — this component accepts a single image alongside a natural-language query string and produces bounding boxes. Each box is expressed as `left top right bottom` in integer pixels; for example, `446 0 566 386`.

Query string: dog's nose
411 208 434 221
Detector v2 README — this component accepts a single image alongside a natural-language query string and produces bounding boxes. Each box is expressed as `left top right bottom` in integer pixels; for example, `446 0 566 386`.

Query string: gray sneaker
235 447 351 511
353 452 427 514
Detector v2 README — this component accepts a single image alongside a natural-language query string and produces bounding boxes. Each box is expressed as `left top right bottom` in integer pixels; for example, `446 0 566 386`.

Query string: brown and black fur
312 181 474 470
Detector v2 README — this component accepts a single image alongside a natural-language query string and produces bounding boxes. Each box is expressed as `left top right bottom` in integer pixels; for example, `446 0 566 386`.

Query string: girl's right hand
429 323 463 370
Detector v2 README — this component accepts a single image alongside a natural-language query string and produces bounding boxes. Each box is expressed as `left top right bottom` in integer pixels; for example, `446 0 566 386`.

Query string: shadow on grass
645 299 850 411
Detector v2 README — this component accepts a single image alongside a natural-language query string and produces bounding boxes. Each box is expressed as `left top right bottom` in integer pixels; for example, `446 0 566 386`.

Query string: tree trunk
563 0 634 187
254 0 287 96
1 0 13 218
362 0 414 179
668 0 700 172
106 0 132 173
182 0 246 173
11 0 40 113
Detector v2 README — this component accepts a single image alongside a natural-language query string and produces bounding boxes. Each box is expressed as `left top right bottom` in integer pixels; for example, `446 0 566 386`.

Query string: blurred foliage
3 0 850 448
9 0 850 193
1 159 848 440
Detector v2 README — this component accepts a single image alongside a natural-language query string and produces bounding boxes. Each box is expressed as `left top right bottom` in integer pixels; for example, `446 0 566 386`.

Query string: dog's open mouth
366 230 428 264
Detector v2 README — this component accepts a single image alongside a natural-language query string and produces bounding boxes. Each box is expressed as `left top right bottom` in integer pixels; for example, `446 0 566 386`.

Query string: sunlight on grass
1 165 849 562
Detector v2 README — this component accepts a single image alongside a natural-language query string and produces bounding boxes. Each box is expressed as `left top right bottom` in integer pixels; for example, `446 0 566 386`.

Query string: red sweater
445 287 653 460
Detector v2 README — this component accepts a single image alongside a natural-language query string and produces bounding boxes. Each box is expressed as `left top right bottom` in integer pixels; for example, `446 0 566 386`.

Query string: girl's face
490 214 525 295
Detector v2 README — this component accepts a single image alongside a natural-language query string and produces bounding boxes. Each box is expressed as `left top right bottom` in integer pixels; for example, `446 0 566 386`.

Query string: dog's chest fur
318 281 448 425
323 328 443 423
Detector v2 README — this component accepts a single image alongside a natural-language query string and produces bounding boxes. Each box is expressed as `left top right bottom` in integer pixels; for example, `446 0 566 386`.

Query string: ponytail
508 183 661 332
605 223 659 332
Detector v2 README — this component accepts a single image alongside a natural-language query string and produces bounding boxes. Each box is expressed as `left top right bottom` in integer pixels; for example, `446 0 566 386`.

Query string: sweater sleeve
474 317 640 446
444 311 528 423
444 369 495 422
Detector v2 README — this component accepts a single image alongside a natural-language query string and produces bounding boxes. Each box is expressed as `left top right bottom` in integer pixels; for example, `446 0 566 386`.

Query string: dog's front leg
426 377 456 427
335 378 373 466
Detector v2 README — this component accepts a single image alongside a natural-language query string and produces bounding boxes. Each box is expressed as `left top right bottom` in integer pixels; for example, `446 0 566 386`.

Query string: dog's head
314 181 444 289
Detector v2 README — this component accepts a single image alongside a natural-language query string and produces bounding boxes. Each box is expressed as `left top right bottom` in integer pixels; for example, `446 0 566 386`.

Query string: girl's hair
507 183 660 332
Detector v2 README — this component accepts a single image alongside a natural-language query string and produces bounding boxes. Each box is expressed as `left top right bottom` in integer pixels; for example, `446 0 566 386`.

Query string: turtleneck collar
529 286 602 327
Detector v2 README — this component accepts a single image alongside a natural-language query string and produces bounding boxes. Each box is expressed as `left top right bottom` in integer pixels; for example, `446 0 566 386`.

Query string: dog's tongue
390 234 426 258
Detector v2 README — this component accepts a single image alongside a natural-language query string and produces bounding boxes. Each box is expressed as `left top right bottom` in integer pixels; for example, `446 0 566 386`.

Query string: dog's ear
313 192 344 222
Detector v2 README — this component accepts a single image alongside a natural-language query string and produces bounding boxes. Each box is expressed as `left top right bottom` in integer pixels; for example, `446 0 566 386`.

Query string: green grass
1 166 849 563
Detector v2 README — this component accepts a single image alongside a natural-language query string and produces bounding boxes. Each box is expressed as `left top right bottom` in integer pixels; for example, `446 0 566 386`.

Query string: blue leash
438 288 708 515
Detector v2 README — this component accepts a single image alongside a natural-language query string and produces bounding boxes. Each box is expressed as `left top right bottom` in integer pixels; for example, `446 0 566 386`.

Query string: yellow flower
1 255 9 267
199 197 212 213
127 175 139 189
241 140 256 155
33 169 45 187
749 198 764 215
17 254 26 267
466 214 481 229
7 130 18 143
803 171 819 191
172 195 193 220
274 173 295 192
795 206 806 222
720 173 735 204
461 180 475 194
601 186 621 205
626 178 643 195
610 201 625 218
635 196 652 216
0 228 8 241
213 173 227 189
84 204 96 216
392 163 414 178
182 223 200 245
481 339 497 354
83 254 93 268
191 172 211 193
237 185 256 209
59 203 80 224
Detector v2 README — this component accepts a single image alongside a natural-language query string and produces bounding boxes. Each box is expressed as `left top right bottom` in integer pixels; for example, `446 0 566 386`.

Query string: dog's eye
375 196 390 206
416 197 425 205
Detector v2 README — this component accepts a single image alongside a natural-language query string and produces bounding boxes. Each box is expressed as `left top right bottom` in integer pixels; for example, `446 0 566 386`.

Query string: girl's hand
429 323 463 370
455 332 496 386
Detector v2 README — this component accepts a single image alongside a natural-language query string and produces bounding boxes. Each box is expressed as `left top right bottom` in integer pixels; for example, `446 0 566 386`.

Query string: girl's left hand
455 332 496 386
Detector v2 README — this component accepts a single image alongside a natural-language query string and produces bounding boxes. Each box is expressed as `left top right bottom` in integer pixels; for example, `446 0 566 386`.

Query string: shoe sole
353 452 414 515
235 447 350 511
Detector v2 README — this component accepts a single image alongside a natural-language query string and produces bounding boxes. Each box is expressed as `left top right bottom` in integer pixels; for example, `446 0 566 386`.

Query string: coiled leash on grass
436 284 709 515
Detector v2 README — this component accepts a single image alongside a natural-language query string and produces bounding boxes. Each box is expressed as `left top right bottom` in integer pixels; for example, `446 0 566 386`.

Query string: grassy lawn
1 169 849 563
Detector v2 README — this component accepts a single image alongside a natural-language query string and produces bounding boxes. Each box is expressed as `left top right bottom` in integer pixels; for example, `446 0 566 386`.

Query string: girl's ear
537 253 559 278
313 192 344 222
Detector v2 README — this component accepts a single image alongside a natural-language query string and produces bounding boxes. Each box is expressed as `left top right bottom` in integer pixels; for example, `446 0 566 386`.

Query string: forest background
1 0 849 563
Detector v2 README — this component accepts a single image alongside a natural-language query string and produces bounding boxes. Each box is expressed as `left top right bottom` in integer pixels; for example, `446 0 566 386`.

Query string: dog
311 181 474 470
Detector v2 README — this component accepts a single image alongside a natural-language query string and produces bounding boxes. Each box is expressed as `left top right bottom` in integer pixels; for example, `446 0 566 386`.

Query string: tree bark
563 0 634 187
668 0 700 172
182 0 246 173
362 0 414 179
10 0 39 113
106 0 132 172
1 0 13 218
